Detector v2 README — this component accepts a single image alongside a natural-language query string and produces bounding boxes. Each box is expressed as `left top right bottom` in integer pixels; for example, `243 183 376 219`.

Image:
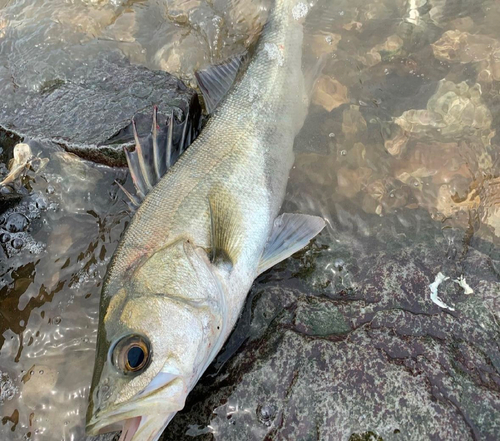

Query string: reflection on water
0 0 268 96
0 142 127 441
1 0 500 440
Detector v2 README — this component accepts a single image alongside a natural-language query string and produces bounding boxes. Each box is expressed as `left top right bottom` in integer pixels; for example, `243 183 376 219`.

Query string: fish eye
111 334 151 375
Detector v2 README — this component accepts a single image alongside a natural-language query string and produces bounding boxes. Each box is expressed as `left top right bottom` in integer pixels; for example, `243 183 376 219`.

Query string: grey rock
161 210 500 441
0 51 200 166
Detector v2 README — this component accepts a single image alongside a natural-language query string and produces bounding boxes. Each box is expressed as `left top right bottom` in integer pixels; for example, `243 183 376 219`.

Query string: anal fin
258 213 326 275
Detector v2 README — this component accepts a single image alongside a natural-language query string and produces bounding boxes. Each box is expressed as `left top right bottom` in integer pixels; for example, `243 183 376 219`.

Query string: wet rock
364 34 404 67
477 177 500 237
342 105 367 138
448 17 475 33
0 52 201 166
0 370 18 404
432 30 498 64
0 139 125 441
431 30 500 84
162 213 500 441
20 365 58 408
403 0 427 25
384 126 409 156
395 140 472 184
4 213 29 233
10 237 24 249
342 21 362 32
395 79 493 141
166 0 202 24
0 231 10 243
0 188 23 215
337 166 373 199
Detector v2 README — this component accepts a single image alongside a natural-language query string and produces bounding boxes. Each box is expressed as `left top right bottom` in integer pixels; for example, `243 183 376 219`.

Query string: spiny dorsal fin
195 55 245 114
258 213 326 275
119 101 202 209
208 192 243 267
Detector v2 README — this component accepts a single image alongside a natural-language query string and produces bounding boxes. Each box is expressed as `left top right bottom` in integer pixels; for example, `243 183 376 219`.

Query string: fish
85 0 325 440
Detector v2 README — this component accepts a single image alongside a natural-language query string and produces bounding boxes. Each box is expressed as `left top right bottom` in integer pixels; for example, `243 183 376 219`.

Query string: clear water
1 0 500 440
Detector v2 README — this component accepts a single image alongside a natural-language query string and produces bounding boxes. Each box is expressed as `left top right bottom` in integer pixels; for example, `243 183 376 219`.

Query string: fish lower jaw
118 417 141 441
87 376 187 437
85 409 143 437
87 413 176 441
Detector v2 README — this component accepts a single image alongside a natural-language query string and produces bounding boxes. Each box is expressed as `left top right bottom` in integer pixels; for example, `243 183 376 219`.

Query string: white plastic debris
428 272 455 311
0 143 33 186
454 275 474 295
0 143 48 186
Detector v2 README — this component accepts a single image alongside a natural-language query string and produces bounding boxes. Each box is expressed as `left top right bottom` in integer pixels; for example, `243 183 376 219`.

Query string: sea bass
86 0 325 440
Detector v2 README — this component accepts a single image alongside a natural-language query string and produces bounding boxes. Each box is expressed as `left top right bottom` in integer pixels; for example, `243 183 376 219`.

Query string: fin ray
132 119 154 192
166 111 174 169
124 147 148 200
208 192 243 266
119 99 202 208
151 106 162 181
115 180 141 209
258 214 325 275
195 55 245 114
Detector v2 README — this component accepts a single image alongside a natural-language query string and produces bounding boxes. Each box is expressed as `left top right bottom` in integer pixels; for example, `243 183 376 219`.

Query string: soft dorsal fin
116 101 202 209
208 192 243 267
195 55 245 114
258 213 326 275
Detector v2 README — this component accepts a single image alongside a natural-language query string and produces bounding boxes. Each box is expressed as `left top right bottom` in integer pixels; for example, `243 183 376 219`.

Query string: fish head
86 238 227 441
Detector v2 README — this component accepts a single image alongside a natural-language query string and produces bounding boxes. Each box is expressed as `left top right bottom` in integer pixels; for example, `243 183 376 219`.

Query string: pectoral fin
208 193 243 267
258 213 326 275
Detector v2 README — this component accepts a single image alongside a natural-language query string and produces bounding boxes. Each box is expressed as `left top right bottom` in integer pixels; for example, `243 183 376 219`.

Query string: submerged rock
395 80 493 140
431 30 499 64
312 76 349 112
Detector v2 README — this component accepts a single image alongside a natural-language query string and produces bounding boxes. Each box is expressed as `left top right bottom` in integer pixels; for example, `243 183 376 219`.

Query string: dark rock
11 237 24 249
0 231 11 243
0 190 23 216
4 213 29 233
0 51 202 166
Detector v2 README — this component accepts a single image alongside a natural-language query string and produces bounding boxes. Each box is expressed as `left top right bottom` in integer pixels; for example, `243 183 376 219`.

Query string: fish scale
87 1 325 440
106 0 306 309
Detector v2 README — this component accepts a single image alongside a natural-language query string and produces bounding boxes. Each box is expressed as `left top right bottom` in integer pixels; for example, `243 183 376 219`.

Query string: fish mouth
86 413 176 441
86 374 185 440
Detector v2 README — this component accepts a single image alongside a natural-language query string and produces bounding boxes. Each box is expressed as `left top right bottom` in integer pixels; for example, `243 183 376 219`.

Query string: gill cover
86 239 227 435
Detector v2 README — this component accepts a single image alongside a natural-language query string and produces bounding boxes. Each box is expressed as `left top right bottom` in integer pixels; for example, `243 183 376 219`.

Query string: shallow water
0 142 128 441
1 0 500 440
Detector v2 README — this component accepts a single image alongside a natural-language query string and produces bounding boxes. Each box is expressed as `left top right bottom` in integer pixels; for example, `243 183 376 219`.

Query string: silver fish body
86 1 323 440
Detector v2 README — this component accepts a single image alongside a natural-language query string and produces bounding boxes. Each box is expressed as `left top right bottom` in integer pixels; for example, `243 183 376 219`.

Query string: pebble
11 238 24 249
5 213 29 233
